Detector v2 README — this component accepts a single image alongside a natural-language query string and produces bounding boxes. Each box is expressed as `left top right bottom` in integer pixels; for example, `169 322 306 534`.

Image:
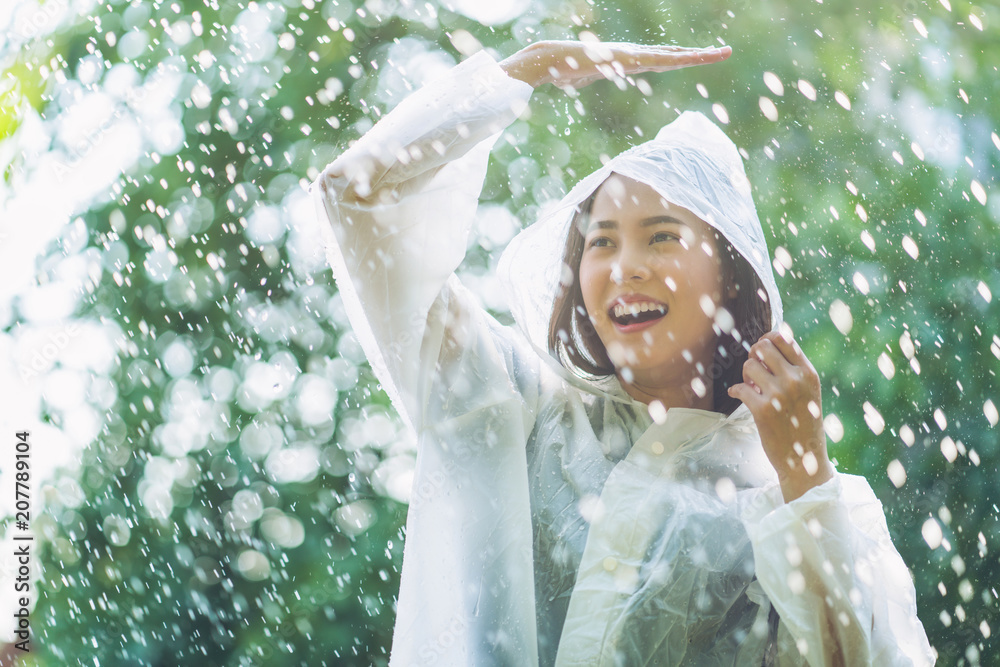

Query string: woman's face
578 173 730 390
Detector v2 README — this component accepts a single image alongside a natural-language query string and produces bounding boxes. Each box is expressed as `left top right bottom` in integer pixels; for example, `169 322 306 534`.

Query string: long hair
546 192 772 415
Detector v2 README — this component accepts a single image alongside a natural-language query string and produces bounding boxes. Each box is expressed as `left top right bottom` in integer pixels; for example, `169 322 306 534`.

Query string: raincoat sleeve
313 51 535 433
313 53 544 666
741 472 935 666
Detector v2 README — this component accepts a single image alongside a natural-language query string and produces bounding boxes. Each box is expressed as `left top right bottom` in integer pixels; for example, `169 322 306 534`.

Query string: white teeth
612 302 666 318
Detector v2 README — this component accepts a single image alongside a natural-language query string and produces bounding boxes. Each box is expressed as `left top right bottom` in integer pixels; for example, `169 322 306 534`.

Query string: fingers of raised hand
614 45 732 73
765 330 822 392
742 354 781 398
769 325 812 366
749 338 797 379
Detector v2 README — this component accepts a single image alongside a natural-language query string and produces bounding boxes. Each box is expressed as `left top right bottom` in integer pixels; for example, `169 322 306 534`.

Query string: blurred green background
0 0 997 664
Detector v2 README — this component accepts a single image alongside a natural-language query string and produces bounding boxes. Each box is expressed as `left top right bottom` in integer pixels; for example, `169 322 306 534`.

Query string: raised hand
499 39 732 89
727 326 836 503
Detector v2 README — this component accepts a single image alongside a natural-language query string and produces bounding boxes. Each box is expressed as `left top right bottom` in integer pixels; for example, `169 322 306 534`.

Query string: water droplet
852 272 870 295
887 459 906 487
823 413 844 442
940 436 958 462
863 401 884 435
829 299 853 335
922 518 943 549
763 71 784 96
759 96 778 122
877 352 895 379
971 179 987 205
712 102 729 124
797 79 817 101
984 399 998 426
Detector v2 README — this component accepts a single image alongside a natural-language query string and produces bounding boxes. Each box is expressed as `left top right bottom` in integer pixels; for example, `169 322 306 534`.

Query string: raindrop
852 272 870 295
899 331 916 359
860 230 876 252
715 477 736 504
940 436 958 462
877 352 895 379
985 399 999 426
699 294 716 317
921 518 943 549
759 96 778 122
647 400 667 424
712 103 729 125
787 569 806 594
823 413 844 442
796 79 817 101
863 402 884 435
829 299 852 335
970 179 987 205
887 459 906 488
762 71 784 96
690 377 707 398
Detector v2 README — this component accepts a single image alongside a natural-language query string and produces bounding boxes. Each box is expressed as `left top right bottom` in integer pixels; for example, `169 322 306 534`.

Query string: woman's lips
609 303 669 333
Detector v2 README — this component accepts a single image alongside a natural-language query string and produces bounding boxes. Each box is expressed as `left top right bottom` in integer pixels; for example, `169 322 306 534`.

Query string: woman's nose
612 246 652 283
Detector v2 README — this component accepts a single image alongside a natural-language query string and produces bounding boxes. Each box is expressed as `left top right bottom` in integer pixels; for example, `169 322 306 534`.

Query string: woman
314 39 933 666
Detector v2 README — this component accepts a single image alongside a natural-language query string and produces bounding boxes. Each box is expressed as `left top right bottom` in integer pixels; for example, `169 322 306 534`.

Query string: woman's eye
651 232 677 243
588 237 613 248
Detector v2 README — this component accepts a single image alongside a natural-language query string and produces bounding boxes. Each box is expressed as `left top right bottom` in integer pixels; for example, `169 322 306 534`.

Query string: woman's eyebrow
587 215 687 231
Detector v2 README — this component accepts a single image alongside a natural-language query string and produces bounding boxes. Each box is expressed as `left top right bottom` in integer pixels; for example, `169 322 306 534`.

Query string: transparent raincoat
313 51 934 666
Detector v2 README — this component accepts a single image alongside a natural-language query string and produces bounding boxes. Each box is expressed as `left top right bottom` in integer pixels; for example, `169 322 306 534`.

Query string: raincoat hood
497 111 783 394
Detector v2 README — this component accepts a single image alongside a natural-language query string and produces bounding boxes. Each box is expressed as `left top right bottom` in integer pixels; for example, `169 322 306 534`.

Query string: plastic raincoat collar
496 111 783 402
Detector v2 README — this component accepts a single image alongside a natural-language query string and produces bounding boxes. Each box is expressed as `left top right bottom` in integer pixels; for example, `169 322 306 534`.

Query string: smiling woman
314 39 935 666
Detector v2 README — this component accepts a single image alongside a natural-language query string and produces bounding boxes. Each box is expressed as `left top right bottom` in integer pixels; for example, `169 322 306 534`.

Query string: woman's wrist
777 457 836 503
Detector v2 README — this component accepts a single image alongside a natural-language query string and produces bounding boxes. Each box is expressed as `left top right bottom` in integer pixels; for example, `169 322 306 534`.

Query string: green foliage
3 0 998 664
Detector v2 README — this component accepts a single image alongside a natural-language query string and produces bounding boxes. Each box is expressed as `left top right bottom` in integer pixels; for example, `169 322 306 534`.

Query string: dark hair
546 193 772 415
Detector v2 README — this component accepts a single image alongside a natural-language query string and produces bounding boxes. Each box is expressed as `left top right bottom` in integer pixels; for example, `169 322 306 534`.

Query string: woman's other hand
499 39 732 89
728 326 836 503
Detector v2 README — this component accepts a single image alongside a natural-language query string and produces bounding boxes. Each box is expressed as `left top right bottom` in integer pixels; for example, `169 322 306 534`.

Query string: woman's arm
499 40 730 88
315 52 533 432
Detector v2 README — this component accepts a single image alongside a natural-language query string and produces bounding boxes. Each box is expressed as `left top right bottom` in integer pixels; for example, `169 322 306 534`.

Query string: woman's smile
607 294 669 332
